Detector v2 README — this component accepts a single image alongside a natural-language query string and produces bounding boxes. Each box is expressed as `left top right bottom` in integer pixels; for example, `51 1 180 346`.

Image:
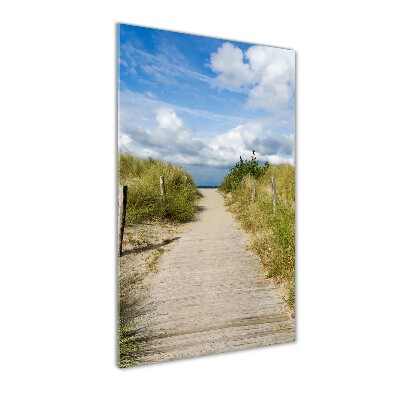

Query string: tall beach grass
220 164 295 307
119 153 202 224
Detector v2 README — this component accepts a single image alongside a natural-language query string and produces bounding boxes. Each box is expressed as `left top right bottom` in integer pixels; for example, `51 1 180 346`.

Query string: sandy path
137 189 294 364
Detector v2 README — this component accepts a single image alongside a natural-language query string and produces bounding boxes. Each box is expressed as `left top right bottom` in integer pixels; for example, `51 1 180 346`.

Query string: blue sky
118 24 295 186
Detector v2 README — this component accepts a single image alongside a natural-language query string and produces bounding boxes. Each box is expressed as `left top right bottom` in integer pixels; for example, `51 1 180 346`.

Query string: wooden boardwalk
137 189 294 364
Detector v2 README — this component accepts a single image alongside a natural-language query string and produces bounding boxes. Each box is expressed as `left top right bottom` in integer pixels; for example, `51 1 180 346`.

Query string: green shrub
220 150 269 191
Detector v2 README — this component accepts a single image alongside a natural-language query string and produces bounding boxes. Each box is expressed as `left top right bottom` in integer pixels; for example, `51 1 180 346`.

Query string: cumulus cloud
210 42 295 111
119 107 294 167
207 123 294 166
156 107 183 131
119 108 206 161
210 43 255 89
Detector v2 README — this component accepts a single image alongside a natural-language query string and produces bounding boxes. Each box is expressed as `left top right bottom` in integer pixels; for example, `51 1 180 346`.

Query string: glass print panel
118 23 295 367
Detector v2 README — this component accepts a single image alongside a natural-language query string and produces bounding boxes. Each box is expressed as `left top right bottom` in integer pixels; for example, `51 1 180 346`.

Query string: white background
1 1 400 399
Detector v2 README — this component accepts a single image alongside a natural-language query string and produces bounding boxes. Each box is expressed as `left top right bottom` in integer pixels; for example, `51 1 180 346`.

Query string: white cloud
119 107 206 161
210 42 255 89
156 107 183 131
267 154 294 164
207 123 294 166
119 89 250 127
118 133 132 147
119 108 294 167
210 42 295 111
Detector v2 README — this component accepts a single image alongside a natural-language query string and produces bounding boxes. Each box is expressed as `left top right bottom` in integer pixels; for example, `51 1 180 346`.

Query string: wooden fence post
251 179 256 202
118 185 128 257
241 178 245 189
271 176 277 210
160 175 166 201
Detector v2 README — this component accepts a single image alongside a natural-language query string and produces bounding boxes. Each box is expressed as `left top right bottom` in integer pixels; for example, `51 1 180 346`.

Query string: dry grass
220 164 295 308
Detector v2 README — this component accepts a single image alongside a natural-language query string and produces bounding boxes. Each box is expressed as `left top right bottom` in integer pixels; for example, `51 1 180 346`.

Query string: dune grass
220 164 295 308
119 153 202 224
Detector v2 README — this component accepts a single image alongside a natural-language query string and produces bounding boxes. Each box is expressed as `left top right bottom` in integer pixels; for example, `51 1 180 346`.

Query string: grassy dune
220 164 295 308
119 153 202 224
